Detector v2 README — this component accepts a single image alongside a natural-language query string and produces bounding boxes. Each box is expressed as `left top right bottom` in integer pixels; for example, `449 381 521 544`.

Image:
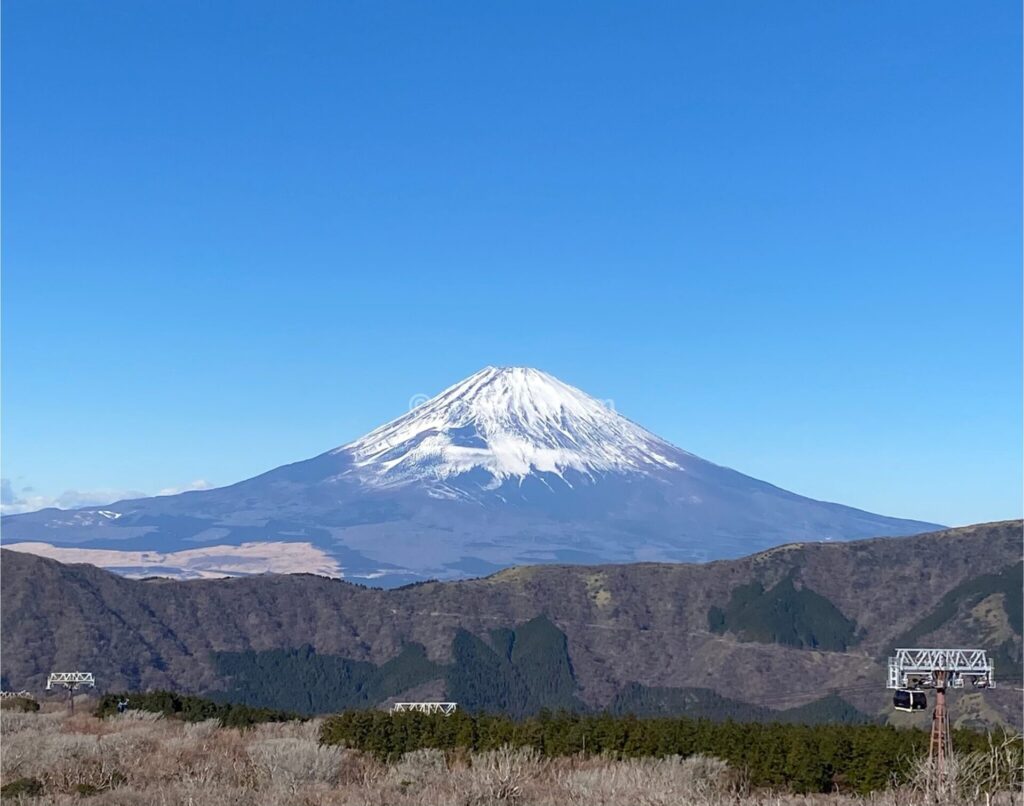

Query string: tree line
319 708 1020 795
94 690 301 728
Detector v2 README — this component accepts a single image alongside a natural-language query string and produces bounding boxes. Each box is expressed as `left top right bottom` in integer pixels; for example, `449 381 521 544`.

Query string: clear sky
2 1 1020 526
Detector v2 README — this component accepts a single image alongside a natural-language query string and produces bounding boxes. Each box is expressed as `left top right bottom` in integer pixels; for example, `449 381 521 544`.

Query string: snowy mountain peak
339 366 683 491
3 364 943 585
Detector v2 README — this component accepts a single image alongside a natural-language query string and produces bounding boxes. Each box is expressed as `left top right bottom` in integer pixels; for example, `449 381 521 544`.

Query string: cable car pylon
887 649 994 789
45 672 95 714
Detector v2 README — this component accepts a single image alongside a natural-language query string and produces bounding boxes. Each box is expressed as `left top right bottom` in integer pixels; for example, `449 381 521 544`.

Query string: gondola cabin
892 689 927 712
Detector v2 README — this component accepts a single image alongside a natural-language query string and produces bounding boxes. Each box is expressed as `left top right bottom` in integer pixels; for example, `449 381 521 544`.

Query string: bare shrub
1 709 65 736
0 710 41 737
157 728 255 790
905 735 1024 806
454 745 546 805
338 747 387 789
115 709 164 723
390 748 449 787
247 736 344 789
98 732 160 778
19 733 126 794
0 729 36 780
557 753 732 806
247 717 323 742
182 718 220 740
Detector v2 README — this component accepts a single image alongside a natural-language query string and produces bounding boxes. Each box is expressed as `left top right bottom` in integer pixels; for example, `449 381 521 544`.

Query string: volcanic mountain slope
2 521 1020 727
2 367 941 584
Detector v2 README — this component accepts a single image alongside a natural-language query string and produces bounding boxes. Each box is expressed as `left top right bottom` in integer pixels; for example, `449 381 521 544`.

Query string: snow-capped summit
1 366 943 586
341 366 681 494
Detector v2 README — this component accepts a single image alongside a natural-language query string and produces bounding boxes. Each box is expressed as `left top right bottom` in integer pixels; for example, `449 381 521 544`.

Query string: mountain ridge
2 521 1019 728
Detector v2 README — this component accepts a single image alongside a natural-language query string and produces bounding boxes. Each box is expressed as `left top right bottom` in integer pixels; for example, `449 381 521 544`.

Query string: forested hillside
2 521 1021 727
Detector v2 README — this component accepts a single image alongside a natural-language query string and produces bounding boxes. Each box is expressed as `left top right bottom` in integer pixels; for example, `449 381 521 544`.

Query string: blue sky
2 0 1020 526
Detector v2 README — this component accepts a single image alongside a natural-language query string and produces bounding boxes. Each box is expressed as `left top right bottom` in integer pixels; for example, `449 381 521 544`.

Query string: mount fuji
2 367 941 585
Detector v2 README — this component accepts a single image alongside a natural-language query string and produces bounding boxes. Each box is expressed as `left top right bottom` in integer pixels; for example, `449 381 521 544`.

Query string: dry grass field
0 705 1020 806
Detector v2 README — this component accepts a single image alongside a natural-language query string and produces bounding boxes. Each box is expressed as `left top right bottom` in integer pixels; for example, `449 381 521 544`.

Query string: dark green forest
447 615 583 717
207 616 582 718
708 574 858 651
212 643 442 714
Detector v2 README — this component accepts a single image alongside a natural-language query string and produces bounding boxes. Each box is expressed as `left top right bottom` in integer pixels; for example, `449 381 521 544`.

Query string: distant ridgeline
209 615 872 723
3 522 1021 731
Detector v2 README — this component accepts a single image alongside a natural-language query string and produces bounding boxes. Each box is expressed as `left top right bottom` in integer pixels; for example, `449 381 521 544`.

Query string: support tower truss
886 648 994 690
390 702 457 716
46 672 96 690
